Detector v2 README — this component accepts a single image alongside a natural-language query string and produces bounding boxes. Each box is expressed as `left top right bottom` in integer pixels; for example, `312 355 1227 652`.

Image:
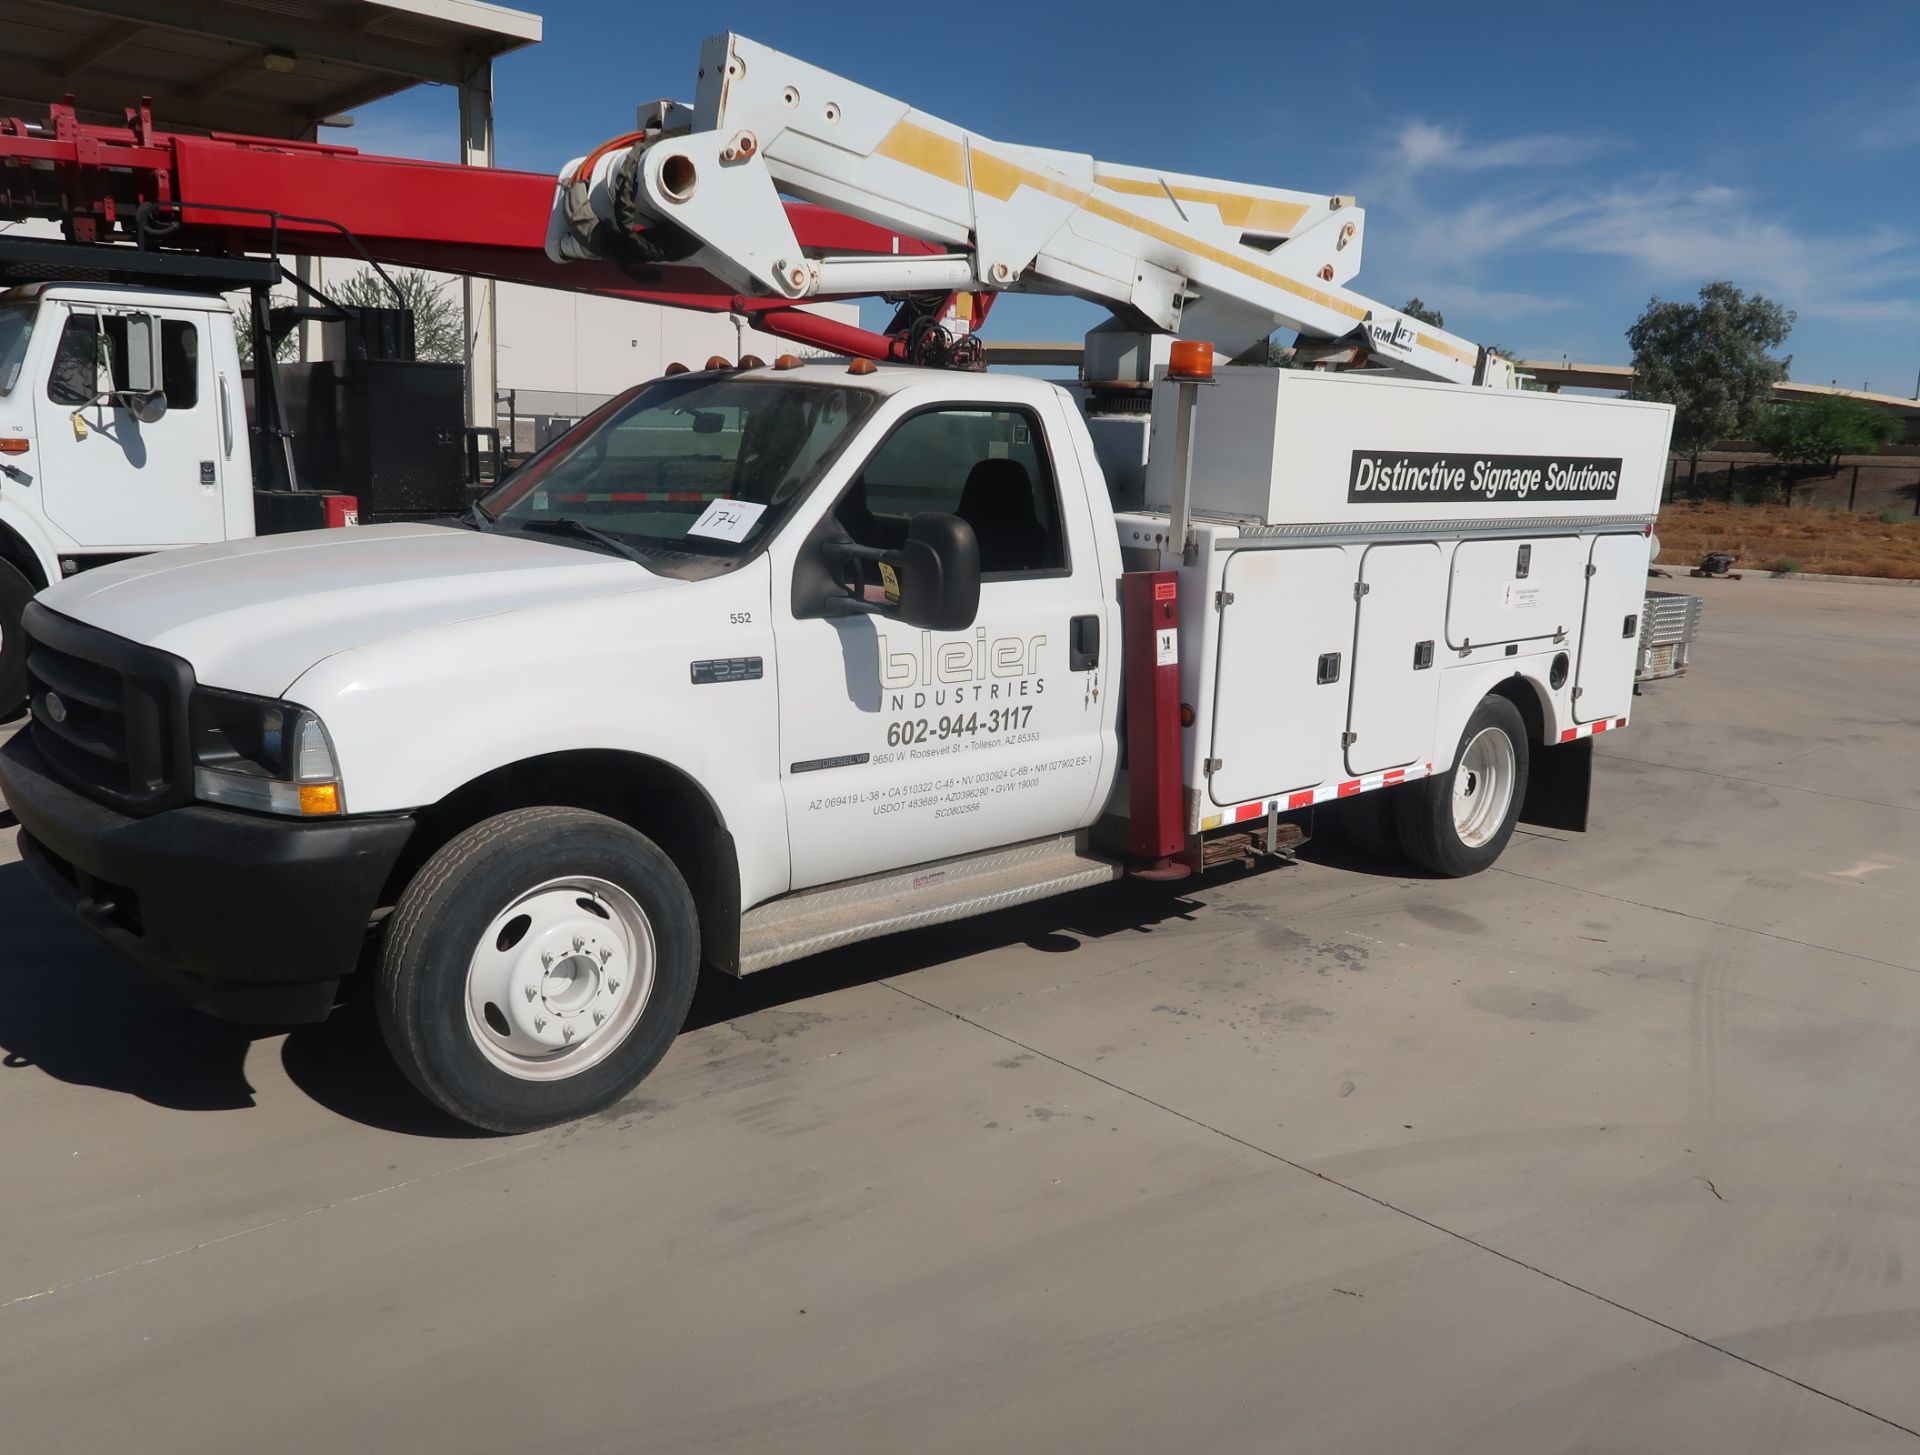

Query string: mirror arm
819 540 887 569
818 538 889 613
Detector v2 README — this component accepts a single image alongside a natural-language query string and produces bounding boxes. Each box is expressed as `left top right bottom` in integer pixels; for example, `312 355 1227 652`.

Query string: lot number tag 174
688 498 767 542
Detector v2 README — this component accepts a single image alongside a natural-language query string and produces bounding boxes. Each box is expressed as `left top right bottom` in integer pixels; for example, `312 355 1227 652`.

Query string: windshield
480 374 878 561
0 301 35 397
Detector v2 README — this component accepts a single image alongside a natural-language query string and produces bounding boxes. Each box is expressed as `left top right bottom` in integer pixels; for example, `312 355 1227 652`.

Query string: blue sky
353 0 1920 394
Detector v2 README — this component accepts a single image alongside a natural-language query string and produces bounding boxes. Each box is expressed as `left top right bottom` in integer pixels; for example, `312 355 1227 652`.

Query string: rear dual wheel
377 807 700 1133
1394 695 1530 877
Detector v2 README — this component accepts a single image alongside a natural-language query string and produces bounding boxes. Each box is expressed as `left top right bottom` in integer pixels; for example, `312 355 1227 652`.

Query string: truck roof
714 360 1070 405
1 281 236 313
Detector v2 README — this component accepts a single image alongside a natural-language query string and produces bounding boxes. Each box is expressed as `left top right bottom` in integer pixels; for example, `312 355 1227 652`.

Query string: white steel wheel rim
1451 726 1516 848
464 876 656 1082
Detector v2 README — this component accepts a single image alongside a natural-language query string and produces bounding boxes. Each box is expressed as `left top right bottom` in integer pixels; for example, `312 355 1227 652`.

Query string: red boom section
0 102 933 359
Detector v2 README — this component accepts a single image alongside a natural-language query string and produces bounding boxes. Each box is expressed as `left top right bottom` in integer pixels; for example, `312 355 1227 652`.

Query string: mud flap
1521 736 1592 833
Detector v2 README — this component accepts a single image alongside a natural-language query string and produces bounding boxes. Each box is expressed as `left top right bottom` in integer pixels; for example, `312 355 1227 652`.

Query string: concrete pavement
2 573 1917 1452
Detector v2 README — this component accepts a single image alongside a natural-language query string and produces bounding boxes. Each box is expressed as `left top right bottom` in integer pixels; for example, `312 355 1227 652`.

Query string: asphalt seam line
880 979 1920 1442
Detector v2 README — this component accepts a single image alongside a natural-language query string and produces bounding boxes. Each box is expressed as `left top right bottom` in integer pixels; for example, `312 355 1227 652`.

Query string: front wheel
1394 696 1530 877
377 807 700 1132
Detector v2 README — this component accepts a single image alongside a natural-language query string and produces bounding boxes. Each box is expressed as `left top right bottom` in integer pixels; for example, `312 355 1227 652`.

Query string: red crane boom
0 99 942 361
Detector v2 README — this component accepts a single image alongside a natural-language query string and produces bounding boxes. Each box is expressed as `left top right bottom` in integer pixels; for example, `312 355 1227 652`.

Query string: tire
0 559 33 723
1394 695 1530 877
376 807 701 1132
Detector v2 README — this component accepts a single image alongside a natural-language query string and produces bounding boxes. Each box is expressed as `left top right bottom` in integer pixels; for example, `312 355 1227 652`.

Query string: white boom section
550 32 1492 385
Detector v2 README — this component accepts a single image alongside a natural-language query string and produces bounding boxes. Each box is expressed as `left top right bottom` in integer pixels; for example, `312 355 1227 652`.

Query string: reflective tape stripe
1559 716 1629 744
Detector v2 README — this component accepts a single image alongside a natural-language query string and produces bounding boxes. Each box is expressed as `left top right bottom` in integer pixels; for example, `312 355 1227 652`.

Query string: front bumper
1 730 414 1023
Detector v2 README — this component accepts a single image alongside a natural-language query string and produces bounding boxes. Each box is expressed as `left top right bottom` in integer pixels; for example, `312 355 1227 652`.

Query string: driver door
771 397 1112 890
32 304 226 548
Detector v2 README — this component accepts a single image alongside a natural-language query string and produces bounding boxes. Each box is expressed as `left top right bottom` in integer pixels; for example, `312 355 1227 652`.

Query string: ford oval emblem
44 692 67 724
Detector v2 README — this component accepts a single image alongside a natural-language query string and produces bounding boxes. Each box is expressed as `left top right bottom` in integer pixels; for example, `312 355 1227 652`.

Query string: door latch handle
1069 614 1100 670
1316 651 1342 684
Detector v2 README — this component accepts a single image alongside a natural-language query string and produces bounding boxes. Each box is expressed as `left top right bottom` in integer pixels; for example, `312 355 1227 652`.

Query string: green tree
328 267 466 364
234 295 295 367
1626 282 1794 474
1399 297 1444 329
1754 395 1903 500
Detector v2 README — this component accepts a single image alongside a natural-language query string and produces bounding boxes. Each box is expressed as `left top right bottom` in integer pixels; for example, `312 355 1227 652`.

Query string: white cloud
1359 122 1920 338
1391 120 1619 175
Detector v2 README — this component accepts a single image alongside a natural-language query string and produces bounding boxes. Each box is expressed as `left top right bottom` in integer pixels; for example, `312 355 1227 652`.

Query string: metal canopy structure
0 0 540 138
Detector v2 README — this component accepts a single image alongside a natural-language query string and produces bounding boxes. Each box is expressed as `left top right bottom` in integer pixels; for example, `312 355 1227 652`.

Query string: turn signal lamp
1167 340 1214 381
299 783 341 816
0 438 28 454
846 357 877 376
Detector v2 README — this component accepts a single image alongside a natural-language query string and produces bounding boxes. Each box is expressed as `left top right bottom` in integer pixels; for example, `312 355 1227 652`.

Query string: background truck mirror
820 510 981 632
120 311 163 396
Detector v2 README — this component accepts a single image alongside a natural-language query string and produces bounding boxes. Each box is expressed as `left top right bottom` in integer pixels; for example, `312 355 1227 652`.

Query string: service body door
1346 542 1446 775
1575 533 1652 722
1208 545 1356 806
31 302 225 548
772 393 1114 889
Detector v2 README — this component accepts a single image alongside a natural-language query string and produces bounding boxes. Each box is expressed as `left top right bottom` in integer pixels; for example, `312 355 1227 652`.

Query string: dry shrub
1656 503 1920 579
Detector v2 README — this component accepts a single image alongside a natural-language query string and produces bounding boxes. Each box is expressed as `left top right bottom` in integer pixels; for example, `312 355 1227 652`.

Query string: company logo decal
1349 451 1624 504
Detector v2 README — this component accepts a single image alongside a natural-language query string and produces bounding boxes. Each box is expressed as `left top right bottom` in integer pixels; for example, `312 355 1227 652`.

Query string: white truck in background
0 265 462 724
0 35 1684 1131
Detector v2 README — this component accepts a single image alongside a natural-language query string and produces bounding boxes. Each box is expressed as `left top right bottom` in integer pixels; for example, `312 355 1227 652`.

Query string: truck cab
0 283 250 554
0 282 254 718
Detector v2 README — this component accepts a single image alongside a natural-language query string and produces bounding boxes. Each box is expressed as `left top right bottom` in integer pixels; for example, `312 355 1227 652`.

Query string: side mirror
121 312 163 395
689 410 725 435
129 391 169 425
822 511 981 632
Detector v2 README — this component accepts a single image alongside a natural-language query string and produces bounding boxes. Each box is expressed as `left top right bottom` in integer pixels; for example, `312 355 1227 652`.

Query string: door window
46 314 199 408
836 406 1066 577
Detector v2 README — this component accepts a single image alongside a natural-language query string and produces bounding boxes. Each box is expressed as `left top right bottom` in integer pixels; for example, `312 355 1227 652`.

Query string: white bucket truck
0 35 1680 1129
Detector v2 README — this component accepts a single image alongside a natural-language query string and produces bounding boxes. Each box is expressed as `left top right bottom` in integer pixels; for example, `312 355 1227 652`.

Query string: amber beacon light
1167 339 1215 381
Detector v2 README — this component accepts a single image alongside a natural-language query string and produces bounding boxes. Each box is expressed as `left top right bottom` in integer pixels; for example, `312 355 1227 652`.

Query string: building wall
492 283 857 417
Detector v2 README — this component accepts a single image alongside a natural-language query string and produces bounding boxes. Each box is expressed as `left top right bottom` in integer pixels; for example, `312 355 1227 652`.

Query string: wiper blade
447 499 493 531
518 515 652 565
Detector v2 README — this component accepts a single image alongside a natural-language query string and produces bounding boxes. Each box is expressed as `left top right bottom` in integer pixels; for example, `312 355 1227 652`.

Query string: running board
733 833 1123 975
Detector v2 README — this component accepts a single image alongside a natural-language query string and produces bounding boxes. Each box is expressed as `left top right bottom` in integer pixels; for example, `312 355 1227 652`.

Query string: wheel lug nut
524 985 537 1002
563 1023 576 1041
599 947 612 964
534 1016 546 1032
608 977 621 993
593 1010 605 1026
542 951 554 968
573 935 585 951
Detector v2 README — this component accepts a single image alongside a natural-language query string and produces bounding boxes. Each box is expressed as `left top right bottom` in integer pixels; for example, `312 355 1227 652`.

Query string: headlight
190 688 345 817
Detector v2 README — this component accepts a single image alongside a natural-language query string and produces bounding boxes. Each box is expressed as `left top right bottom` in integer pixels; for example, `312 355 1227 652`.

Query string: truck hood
40 523 671 697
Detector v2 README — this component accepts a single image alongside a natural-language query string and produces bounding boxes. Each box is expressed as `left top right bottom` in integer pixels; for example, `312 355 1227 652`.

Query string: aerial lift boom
551 33 1503 386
